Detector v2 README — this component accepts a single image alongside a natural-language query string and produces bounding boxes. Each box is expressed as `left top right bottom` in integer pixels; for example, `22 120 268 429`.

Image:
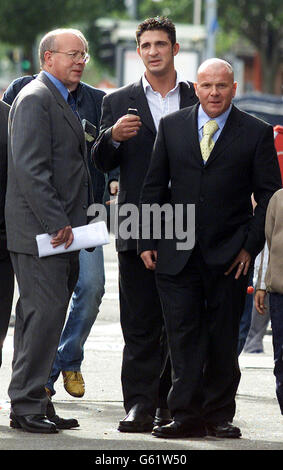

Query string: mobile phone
127 108 138 116
82 119 97 142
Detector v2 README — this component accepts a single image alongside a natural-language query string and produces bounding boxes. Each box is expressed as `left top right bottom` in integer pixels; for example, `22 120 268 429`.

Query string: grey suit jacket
5 71 92 255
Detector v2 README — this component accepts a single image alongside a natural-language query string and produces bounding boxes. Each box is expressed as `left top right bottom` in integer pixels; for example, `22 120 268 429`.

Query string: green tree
0 0 125 73
218 0 283 93
138 0 194 22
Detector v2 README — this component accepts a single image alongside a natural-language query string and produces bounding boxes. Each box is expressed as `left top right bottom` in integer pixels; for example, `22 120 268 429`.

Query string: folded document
36 221 109 258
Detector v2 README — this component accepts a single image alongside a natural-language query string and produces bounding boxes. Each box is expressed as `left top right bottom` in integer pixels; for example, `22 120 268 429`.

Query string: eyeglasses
50 50 90 64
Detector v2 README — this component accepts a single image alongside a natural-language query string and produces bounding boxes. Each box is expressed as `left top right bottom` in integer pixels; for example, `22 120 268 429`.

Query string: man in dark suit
92 17 198 432
139 58 282 439
5 28 93 433
0 100 14 368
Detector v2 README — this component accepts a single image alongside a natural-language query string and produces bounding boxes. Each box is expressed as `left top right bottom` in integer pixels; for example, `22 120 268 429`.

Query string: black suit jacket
138 103 282 275
92 78 198 251
0 100 10 257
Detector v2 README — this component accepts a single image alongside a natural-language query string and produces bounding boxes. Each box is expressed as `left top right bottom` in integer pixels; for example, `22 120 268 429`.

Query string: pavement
0 236 282 460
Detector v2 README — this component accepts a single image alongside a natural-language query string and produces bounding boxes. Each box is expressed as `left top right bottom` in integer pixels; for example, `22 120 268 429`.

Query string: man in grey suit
5 28 93 433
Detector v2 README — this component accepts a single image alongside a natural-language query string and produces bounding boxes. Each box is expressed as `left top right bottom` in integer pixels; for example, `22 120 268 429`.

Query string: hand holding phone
112 108 141 142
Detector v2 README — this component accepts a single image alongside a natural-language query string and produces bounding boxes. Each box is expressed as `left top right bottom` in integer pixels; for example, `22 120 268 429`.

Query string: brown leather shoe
62 371 85 397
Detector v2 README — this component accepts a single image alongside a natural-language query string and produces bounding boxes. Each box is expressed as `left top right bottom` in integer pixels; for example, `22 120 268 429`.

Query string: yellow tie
200 120 219 161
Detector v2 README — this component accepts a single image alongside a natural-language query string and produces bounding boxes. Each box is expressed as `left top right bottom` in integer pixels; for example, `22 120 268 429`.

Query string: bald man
139 58 282 438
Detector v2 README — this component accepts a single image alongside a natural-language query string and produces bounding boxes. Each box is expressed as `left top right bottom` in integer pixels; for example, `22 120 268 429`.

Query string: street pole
125 0 138 20
205 0 217 59
193 0 202 25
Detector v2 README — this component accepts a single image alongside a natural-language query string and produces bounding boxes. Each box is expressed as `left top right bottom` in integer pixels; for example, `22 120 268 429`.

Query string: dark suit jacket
92 78 198 251
5 71 92 255
0 100 10 257
138 103 282 275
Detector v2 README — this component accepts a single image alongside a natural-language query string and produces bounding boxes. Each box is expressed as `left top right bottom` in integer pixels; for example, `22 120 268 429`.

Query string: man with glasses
3 32 119 405
5 28 94 433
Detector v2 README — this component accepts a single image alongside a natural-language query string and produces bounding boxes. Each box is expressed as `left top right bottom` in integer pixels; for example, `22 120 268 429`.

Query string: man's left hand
224 248 251 279
51 225 74 249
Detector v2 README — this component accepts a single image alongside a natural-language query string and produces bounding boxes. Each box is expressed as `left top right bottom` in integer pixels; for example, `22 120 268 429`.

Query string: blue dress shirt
197 104 232 143
43 71 69 102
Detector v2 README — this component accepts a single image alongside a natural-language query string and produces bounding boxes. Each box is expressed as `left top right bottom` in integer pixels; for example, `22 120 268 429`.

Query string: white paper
36 221 109 258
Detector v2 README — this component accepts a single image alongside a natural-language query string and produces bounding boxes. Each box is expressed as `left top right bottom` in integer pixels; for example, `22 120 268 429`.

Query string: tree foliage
138 0 194 23
0 0 282 92
217 0 283 93
0 0 125 72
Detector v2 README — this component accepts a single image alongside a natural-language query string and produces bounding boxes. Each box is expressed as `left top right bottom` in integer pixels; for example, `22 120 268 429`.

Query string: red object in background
244 127 283 298
274 125 283 183
247 286 254 294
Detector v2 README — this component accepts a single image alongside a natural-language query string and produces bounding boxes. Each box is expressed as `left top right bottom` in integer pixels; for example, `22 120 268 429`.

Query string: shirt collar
43 71 69 102
198 104 232 132
142 71 187 95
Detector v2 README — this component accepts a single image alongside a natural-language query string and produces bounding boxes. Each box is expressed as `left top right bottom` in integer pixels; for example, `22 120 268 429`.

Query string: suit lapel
180 103 204 166
37 72 86 154
129 79 156 135
182 104 243 167
205 105 243 167
179 81 198 109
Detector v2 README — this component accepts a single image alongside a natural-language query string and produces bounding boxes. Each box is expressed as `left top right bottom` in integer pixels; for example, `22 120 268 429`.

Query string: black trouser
156 245 249 425
118 250 171 416
0 252 14 367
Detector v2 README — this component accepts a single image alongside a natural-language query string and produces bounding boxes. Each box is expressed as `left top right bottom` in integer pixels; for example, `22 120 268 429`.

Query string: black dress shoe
46 397 79 429
206 421 241 438
153 408 172 427
152 420 206 439
10 412 58 434
118 404 154 433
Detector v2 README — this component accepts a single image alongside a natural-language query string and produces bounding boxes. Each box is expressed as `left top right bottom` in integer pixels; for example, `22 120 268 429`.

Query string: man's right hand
254 289 267 315
112 114 142 142
140 250 157 270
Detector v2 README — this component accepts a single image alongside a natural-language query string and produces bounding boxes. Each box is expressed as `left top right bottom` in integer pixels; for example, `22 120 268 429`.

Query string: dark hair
136 17 176 46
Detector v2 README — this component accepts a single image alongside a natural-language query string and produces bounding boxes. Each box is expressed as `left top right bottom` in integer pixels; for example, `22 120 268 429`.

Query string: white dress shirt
142 72 188 130
112 72 188 147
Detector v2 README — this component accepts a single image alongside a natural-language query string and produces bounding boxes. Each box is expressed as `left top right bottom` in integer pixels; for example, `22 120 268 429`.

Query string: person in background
0 100 14 368
243 243 270 354
254 188 283 415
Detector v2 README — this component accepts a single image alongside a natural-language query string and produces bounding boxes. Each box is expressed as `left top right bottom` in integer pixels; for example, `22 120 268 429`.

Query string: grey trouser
9 251 79 415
